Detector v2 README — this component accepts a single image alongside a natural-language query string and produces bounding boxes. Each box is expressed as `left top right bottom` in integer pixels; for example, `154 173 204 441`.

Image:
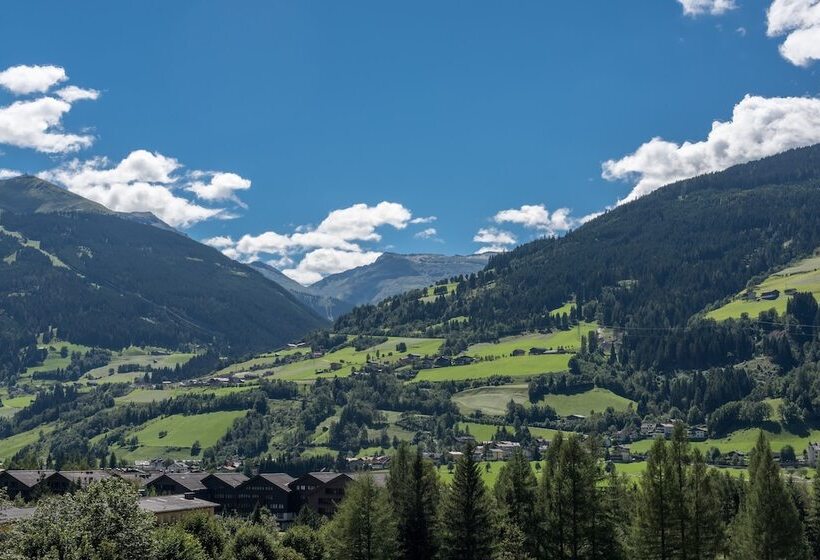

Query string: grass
549 301 576 316
83 351 195 383
412 325 598 383
708 253 820 320
455 421 568 443
453 385 634 418
466 324 596 357
419 283 459 303
272 337 443 381
453 385 531 416
0 424 55 462
437 461 545 487
22 340 92 376
215 347 310 376
413 354 572 383
107 410 247 462
629 426 820 456
115 385 257 404
541 388 635 417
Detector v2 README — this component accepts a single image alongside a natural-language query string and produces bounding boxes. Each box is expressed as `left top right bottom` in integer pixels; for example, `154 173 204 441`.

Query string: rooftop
139 494 219 514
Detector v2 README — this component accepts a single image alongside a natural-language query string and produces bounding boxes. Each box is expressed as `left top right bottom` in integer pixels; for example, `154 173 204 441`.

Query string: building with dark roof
289 472 353 516
0 470 54 501
139 494 219 523
201 473 249 513
234 473 296 521
45 471 113 494
146 473 209 495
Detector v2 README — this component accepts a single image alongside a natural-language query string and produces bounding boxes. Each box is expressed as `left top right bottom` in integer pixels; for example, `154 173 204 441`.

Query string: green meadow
413 354 572 383
22 340 92 377
453 385 634 417
453 385 531 416
83 350 195 383
106 410 247 461
272 337 443 381
541 388 635 417
115 384 258 404
0 424 56 463
708 253 820 320
629 426 820 456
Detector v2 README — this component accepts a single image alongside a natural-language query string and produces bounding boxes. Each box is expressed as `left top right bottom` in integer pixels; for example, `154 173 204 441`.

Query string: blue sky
1 0 819 283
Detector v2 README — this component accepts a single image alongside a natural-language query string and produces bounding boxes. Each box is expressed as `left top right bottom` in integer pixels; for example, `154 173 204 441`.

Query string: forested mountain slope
336 145 820 343
0 177 326 378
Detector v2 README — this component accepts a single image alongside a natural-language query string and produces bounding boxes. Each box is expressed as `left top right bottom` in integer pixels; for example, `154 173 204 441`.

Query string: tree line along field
707 252 820 320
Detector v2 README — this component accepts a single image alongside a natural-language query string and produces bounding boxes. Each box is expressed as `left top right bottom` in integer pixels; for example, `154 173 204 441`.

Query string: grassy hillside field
271 337 443 381
708 252 820 320
630 426 820 456
413 325 597 383
100 410 247 461
83 350 196 384
0 424 56 462
453 385 634 417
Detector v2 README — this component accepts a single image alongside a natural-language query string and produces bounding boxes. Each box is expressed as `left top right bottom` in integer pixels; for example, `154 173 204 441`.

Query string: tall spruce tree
667 424 690 559
538 431 565 559
687 448 724 559
631 437 675 560
494 449 540 557
387 444 440 560
808 465 820 559
729 432 809 560
438 444 495 560
325 474 399 560
553 434 597 560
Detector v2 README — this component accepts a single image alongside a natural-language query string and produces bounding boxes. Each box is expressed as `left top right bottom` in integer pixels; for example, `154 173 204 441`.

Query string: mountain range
0 176 494 374
251 252 490 320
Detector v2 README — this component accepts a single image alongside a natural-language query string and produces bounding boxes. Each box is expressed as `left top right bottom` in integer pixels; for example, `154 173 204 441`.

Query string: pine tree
729 432 809 560
553 434 596 560
631 437 675 560
494 449 540 557
807 465 820 559
538 432 564 558
388 444 439 560
687 448 723 559
438 444 495 560
667 424 690 558
325 474 398 560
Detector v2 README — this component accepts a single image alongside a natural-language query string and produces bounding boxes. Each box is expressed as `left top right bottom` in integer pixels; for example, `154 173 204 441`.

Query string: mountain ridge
0 176 326 373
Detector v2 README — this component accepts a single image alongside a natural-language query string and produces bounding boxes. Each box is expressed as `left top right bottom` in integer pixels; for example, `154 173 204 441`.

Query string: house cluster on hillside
638 421 708 441
0 468 373 526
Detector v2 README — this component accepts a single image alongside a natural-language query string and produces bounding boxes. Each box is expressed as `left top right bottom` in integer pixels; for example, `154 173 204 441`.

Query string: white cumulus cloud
0 97 95 153
473 227 516 254
283 248 382 285
186 171 252 205
602 94 820 204
41 149 250 228
0 65 67 95
414 227 439 240
410 216 437 224
55 86 100 103
767 0 820 66
214 201 417 284
677 0 737 15
493 204 576 234
0 64 99 154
